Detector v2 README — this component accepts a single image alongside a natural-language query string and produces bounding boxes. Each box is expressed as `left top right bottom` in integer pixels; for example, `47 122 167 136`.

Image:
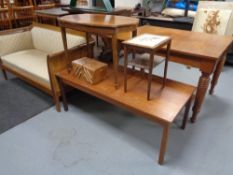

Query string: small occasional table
123 34 172 100
58 14 139 88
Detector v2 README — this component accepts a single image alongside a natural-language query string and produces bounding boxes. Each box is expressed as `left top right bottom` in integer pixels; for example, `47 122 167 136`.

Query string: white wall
115 0 142 8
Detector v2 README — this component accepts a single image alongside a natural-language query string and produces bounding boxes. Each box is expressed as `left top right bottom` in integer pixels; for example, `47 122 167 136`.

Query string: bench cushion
1 49 50 88
31 27 86 54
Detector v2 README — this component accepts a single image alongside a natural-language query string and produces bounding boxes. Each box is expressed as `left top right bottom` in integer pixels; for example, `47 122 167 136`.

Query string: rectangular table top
137 25 233 60
57 67 195 124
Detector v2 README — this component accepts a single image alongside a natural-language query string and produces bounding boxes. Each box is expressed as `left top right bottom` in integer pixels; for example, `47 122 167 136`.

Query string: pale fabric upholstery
162 8 196 18
192 1 233 36
1 49 50 88
31 27 86 54
192 9 232 35
0 26 87 90
0 31 33 57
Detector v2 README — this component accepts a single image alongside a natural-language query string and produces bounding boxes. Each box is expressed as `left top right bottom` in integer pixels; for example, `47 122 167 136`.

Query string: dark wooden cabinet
139 16 194 31
92 0 114 8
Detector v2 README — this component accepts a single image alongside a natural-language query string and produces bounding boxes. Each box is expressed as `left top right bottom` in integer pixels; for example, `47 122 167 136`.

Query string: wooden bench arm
47 42 94 94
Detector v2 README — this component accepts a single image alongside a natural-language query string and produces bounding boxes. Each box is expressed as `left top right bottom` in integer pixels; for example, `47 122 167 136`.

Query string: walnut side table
58 14 139 89
123 34 172 100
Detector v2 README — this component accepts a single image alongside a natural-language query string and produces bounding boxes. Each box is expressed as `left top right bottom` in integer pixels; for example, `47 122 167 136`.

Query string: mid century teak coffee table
56 67 195 165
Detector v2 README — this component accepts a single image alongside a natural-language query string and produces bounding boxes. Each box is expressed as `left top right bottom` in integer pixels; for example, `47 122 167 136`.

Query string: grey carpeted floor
0 72 53 134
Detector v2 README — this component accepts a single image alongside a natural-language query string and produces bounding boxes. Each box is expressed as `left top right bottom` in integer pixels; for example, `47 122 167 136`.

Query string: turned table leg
112 34 119 89
209 54 227 95
158 124 170 165
191 72 211 123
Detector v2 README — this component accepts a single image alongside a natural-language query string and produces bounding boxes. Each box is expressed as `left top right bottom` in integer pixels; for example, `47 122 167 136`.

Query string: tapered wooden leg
54 94 61 112
57 76 68 111
209 55 226 95
158 124 170 165
132 30 137 71
60 27 71 72
96 35 99 47
147 53 154 100
191 72 211 123
181 96 192 130
163 41 171 87
86 32 92 58
112 34 119 89
124 46 128 93
132 50 136 71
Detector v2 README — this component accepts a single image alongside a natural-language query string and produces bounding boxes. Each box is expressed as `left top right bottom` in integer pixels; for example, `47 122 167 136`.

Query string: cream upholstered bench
0 23 93 111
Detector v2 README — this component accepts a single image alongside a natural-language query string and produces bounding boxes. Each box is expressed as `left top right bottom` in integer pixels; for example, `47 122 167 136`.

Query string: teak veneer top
57 67 195 124
58 14 139 28
137 25 233 60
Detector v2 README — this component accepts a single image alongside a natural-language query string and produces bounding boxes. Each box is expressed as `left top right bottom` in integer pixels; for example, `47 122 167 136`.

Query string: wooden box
72 57 108 84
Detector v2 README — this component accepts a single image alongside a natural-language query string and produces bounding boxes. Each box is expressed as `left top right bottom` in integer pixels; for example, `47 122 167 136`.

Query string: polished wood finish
137 26 232 60
56 67 195 164
59 14 139 28
159 124 169 165
58 14 139 88
123 37 171 100
209 54 227 95
0 23 93 111
71 57 108 84
116 25 233 122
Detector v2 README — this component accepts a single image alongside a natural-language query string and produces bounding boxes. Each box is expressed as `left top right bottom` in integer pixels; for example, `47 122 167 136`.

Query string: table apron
153 52 218 74
60 77 172 126
59 23 137 36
